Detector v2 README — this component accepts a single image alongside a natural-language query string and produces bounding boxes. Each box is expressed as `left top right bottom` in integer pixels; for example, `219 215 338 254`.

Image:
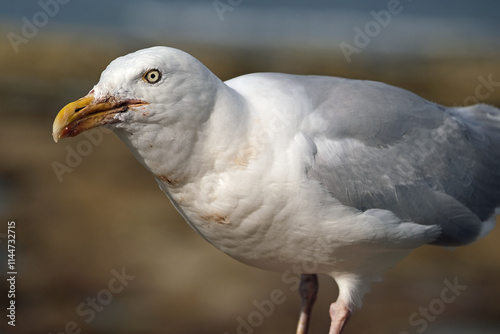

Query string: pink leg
296 274 319 334
328 301 351 334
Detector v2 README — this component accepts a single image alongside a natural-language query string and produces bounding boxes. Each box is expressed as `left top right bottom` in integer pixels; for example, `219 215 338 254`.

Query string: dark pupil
149 73 156 80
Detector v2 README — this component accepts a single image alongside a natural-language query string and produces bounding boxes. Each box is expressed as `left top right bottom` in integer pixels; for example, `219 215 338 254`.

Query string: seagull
52 46 500 334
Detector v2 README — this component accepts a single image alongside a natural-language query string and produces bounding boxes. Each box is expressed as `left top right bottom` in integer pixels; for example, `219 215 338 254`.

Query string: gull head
52 46 219 143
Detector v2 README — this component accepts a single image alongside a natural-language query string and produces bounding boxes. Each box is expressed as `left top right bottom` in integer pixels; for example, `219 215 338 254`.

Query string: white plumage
52 46 500 334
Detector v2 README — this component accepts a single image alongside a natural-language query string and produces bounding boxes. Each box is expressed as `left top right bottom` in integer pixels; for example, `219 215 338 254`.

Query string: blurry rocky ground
1 28 500 334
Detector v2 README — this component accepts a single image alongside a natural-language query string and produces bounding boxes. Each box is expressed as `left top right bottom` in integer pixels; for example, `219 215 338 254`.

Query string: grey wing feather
303 78 500 246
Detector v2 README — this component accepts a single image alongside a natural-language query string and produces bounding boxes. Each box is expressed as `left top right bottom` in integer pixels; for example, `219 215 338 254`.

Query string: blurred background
1 0 500 333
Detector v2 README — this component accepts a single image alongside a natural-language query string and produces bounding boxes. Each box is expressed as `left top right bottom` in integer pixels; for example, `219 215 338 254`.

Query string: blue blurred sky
1 0 500 56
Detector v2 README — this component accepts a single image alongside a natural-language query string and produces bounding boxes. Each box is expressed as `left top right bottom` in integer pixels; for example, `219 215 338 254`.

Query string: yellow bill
52 94 147 143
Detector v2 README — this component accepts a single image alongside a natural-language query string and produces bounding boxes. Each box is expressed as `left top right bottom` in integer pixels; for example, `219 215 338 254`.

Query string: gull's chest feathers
154 146 326 270
161 159 280 233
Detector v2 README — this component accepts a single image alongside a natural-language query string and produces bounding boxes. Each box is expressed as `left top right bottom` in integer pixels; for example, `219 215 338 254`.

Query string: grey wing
303 78 500 246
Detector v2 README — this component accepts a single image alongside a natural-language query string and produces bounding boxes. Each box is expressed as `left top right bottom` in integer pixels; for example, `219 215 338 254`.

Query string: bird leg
296 274 319 334
328 301 351 334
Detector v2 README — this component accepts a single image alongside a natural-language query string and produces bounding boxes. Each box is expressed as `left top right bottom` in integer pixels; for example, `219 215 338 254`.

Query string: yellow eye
143 69 162 84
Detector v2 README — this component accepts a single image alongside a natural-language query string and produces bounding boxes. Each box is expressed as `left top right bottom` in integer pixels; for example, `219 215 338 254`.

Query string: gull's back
226 72 500 246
